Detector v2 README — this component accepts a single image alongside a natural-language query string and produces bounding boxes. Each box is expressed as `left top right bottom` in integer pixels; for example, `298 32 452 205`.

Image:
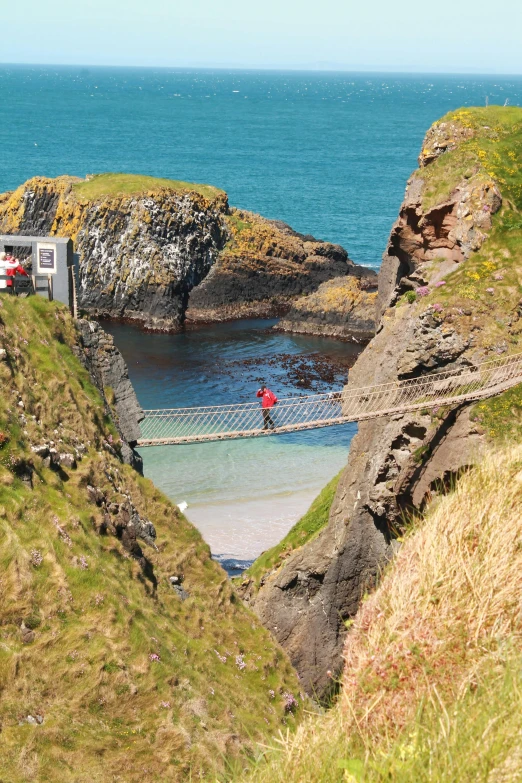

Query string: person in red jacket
256 384 278 430
5 255 29 289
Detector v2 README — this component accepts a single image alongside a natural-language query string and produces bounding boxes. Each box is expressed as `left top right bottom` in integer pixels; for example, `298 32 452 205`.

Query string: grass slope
73 173 225 202
239 473 340 592
0 297 301 782
236 444 522 782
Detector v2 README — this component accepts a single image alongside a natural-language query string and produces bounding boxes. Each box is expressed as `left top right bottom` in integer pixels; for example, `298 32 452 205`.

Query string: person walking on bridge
256 384 278 430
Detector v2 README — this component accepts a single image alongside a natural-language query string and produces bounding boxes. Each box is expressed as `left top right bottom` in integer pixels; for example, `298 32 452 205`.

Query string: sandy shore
185 488 318 574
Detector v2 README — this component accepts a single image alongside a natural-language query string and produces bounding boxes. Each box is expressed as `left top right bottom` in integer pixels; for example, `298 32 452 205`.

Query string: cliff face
186 210 366 322
0 176 370 333
75 319 144 470
241 106 522 697
0 175 229 331
378 119 502 317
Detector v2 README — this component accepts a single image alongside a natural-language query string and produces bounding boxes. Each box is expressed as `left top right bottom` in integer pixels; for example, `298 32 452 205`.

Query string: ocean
3 66 522 567
2 66 522 269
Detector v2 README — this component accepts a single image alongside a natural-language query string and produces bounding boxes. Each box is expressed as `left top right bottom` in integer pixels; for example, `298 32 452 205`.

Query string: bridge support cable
137 352 522 446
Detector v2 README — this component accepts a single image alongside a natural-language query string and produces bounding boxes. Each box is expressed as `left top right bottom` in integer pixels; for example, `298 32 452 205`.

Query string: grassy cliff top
0 297 301 782
418 105 522 211
73 173 225 202
397 105 522 361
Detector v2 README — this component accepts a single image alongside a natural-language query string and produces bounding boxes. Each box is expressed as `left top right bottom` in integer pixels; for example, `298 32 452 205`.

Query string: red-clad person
5 255 29 289
256 384 278 430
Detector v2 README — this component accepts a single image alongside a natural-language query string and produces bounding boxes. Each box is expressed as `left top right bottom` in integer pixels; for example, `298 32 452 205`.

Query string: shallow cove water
103 319 359 573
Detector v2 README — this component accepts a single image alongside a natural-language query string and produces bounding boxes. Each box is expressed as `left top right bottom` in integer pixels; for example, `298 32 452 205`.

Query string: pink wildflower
283 691 299 713
31 549 43 567
416 286 430 297
149 653 161 663
434 280 446 288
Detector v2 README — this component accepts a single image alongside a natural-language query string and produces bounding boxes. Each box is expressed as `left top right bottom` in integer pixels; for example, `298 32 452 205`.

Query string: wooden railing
0 274 53 299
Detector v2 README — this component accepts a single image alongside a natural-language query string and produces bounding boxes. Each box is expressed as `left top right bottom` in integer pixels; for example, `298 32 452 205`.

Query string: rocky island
0 174 375 337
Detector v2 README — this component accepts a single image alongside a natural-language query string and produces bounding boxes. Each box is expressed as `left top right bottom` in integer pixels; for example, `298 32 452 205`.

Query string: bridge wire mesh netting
138 352 522 446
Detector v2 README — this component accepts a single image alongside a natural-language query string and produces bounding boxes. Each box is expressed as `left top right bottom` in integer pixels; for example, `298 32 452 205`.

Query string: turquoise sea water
3 66 522 565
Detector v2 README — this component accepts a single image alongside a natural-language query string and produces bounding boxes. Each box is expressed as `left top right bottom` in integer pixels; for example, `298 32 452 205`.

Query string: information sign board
37 243 57 274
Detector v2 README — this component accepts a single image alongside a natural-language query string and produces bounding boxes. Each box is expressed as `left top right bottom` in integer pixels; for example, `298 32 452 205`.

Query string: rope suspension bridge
137 352 522 447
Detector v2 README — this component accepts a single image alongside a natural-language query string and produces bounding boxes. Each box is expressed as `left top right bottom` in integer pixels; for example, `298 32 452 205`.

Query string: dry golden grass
341 444 522 737
236 444 522 782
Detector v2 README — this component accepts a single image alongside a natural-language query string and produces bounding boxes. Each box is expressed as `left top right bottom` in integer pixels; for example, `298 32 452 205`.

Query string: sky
2 0 522 74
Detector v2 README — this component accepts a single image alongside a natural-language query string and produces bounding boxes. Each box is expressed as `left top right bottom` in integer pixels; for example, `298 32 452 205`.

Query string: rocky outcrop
186 211 365 322
0 177 369 336
240 108 521 698
86 483 158 566
75 319 144 471
378 118 502 317
0 176 229 331
275 273 377 341
77 194 228 331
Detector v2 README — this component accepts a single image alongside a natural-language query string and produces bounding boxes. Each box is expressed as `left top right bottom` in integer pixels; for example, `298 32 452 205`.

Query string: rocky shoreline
274 273 377 342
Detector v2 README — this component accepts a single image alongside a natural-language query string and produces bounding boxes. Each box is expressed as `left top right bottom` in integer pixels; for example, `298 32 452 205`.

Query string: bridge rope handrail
138 351 522 446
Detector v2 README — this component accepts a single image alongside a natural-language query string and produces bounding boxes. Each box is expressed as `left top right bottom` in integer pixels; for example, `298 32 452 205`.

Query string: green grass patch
226 211 254 235
0 297 303 782
471 382 522 442
419 106 522 212
73 172 225 202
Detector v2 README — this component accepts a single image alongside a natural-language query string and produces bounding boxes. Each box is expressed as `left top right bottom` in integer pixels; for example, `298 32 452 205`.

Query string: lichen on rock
185 209 368 323
275 274 377 341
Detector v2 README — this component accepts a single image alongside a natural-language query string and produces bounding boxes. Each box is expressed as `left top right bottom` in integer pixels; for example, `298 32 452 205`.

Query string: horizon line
1 61 522 78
